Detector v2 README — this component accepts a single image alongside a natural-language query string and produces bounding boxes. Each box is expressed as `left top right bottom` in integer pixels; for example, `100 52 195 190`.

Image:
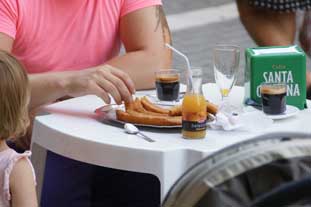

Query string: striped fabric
249 0 311 12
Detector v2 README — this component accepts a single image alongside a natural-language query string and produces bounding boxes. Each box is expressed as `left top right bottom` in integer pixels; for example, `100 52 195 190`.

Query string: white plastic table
31 83 310 199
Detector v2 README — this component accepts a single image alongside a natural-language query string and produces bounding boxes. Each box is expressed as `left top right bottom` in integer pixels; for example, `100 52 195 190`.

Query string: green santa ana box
245 45 307 110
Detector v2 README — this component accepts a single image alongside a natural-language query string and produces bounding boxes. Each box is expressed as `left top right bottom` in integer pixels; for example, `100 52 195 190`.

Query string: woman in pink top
0 0 171 206
0 0 171 110
0 51 37 207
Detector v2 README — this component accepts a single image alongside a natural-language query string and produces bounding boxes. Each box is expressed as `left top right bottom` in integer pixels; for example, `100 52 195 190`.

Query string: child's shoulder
9 151 36 191
9 150 33 175
0 149 35 201
0 148 32 167
0 149 33 178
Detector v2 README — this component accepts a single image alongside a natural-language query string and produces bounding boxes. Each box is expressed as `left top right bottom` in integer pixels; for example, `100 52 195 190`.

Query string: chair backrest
162 133 311 207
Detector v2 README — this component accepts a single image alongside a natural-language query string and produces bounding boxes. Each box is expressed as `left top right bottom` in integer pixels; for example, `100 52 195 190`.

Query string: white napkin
209 111 243 131
208 110 274 132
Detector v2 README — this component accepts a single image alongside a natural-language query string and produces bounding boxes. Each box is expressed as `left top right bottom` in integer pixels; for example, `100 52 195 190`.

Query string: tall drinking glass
213 44 240 112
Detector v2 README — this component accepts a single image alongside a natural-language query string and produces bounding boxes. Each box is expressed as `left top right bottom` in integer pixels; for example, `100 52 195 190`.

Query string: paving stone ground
163 0 234 15
163 0 255 85
172 19 256 85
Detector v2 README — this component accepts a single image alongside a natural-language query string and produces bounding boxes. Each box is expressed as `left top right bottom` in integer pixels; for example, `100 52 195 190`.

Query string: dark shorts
41 151 161 207
249 0 311 12
307 85 311 100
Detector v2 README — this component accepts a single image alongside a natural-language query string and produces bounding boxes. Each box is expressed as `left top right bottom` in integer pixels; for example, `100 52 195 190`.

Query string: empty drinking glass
213 44 240 112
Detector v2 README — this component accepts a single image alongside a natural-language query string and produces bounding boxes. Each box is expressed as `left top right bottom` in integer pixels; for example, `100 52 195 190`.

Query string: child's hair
0 50 30 140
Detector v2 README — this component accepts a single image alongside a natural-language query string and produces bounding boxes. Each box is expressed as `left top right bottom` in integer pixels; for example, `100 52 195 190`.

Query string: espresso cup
155 70 180 101
260 83 287 115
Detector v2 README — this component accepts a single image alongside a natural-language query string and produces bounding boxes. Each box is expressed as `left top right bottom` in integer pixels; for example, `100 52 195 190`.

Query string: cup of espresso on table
260 83 287 115
155 70 180 101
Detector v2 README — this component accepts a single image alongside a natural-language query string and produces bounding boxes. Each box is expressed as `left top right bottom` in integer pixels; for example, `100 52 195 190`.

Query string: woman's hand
63 65 135 104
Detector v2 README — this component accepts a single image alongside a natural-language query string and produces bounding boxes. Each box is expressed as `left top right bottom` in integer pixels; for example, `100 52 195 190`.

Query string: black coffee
156 77 180 101
261 86 286 115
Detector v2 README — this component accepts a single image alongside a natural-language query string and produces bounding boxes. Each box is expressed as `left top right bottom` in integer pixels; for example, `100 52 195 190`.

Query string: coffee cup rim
155 69 180 73
260 82 287 95
260 82 287 86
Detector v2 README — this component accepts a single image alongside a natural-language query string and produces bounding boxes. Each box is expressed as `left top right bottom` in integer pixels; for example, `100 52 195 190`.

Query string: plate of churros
96 96 218 128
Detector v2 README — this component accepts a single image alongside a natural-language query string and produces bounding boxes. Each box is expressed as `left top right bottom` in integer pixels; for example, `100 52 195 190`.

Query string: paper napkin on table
208 110 274 132
209 111 243 131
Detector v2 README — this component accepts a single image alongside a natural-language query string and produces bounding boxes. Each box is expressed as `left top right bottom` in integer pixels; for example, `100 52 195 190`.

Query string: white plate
106 112 182 128
95 105 182 128
264 105 299 120
95 105 215 129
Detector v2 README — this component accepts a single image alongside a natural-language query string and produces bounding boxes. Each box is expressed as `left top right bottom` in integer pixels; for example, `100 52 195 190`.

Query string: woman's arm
10 158 37 207
0 5 171 109
0 34 136 109
29 65 136 108
108 5 172 90
29 6 172 108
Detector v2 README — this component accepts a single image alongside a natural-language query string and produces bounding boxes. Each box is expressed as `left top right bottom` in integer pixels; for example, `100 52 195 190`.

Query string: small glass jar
182 68 207 139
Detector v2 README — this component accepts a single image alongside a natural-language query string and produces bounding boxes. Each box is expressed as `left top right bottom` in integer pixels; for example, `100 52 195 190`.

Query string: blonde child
0 51 37 207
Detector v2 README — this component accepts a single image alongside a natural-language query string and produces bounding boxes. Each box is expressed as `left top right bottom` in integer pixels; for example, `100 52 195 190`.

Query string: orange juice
182 93 207 139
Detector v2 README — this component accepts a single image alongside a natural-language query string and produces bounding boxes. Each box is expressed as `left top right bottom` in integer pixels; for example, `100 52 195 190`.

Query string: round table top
32 83 311 169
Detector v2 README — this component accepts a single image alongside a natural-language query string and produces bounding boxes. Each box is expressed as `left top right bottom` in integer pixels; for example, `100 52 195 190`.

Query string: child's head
0 51 30 140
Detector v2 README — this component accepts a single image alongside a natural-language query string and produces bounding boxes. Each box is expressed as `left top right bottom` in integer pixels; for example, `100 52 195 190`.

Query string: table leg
30 142 47 203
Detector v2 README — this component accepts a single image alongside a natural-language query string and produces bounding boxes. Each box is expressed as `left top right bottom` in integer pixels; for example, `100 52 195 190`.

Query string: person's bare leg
300 15 311 91
307 72 311 94
236 0 296 46
236 0 311 96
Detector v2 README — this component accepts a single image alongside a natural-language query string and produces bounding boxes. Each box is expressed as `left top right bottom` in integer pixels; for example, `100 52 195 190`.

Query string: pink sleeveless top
0 148 36 207
0 0 162 74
